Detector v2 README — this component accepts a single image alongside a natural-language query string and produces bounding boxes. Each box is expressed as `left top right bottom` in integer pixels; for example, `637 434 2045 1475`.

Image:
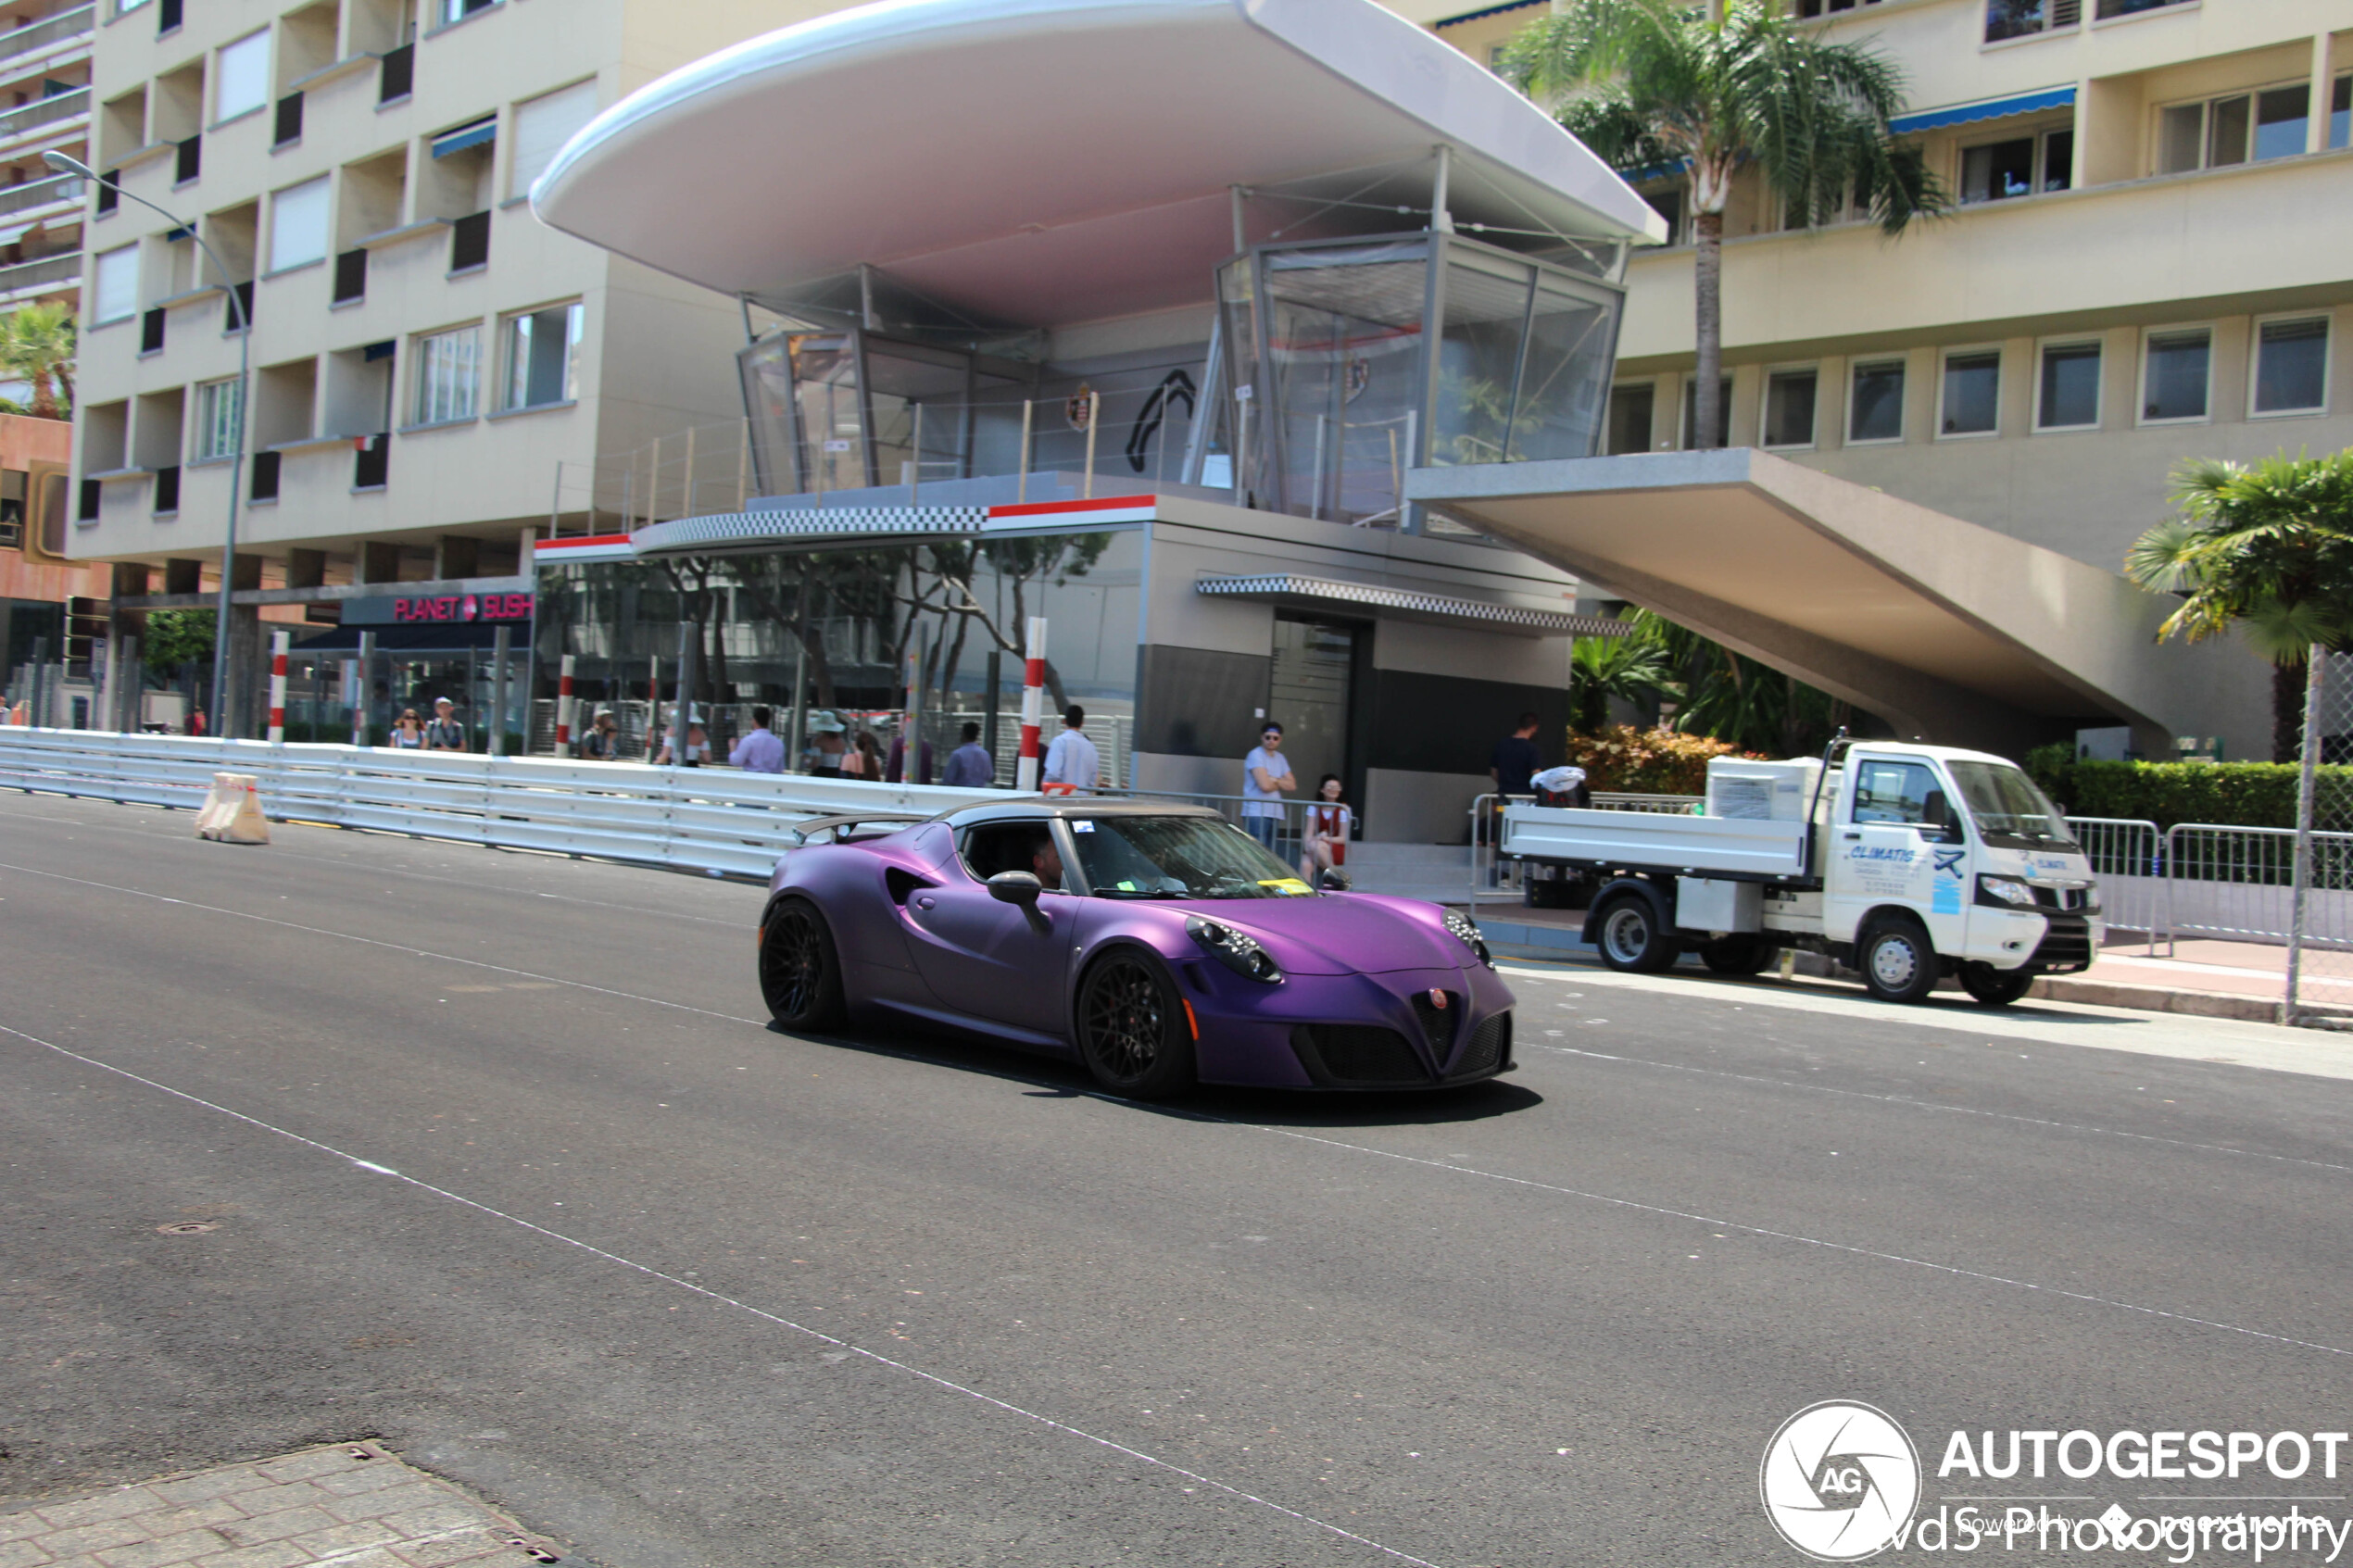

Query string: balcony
0 170 82 221
0 250 79 304
0 85 89 152
0 5 94 74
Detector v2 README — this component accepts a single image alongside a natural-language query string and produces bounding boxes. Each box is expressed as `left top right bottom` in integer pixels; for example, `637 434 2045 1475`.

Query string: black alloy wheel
1701 934 1779 975
760 897 847 1031
1958 961 2035 1008
1595 895 1680 973
1076 951 1196 1098
1857 916 1940 1004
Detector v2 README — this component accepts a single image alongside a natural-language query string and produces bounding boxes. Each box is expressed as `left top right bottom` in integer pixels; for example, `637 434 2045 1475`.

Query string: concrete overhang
530 0 1665 329
1194 572 1629 637
1406 448 2231 755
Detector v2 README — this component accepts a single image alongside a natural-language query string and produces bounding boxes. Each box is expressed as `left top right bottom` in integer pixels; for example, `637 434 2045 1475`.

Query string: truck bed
1500 804 1813 882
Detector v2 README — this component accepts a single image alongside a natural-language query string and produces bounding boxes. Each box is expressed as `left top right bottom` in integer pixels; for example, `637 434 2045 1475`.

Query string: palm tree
0 300 75 420
1505 0 1943 450
1570 624 1674 733
2125 452 2353 762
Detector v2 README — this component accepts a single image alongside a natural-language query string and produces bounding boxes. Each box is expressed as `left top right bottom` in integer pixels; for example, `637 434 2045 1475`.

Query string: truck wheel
1701 935 1778 975
1858 917 1939 1004
1595 895 1680 973
1959 962 2034 1008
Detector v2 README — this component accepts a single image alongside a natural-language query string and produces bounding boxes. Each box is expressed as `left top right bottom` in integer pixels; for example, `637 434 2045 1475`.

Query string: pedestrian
426 697 467 751
886 727 935 785
1491 710 1544 800
1300 773 1352 884
840 730 877 779
580 710 620 759
390 708 426 748
1242 721 1295 851
942 721 994 787
730 704 786 772
187 707 206 737
1041 705 1100 795
654 706 710 766
808 715 847 776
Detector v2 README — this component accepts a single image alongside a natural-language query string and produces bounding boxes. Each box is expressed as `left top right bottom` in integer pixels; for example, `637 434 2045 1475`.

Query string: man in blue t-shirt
1491 711 1543 798
1242 721 1296 850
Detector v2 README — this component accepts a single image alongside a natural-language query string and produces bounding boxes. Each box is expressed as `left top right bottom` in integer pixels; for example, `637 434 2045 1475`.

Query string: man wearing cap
425 697 468 752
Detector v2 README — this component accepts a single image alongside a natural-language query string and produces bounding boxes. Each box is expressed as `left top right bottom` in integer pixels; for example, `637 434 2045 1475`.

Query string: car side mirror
988 870 1042 906
1316 867 1352 892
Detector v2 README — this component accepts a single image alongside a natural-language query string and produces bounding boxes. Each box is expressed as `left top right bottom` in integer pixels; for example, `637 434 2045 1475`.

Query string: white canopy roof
532 0 1665 329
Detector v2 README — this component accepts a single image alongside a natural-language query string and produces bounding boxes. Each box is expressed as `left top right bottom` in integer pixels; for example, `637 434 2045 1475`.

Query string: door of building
1268 616 1356 818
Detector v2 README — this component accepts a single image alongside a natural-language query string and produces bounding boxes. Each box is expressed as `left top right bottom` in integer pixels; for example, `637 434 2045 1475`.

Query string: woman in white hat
653 707 711 767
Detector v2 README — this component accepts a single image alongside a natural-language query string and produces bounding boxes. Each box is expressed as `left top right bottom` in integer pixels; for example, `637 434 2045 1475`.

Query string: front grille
1453 1011 1510 1079
1409 991 1460 1065
1291 1024 1427 1086
2031 915 2093 972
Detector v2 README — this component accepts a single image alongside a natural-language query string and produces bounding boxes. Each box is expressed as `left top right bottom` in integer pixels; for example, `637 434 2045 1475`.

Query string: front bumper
1175 959 1517 1089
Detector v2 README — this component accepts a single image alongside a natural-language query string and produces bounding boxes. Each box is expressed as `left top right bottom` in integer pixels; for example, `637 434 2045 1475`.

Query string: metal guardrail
0 728 1004 879
0 170 78 218
0 251 80 296
0 86 89 141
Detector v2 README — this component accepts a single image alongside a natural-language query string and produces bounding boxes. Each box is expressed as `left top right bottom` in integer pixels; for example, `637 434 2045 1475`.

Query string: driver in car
1030 833 1063 890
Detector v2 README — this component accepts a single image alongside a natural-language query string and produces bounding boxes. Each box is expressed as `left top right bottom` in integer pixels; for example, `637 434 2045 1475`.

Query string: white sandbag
195 771 271 844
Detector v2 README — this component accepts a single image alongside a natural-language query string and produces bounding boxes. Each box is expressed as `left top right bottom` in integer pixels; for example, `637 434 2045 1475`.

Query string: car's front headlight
1187 916 1283 983
1443 908 1493 968
1979 874 2036 908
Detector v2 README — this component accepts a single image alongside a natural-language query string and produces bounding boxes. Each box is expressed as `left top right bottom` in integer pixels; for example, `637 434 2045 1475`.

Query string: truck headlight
1187 917 1282 983
1979 875 2036 908
1442 908 1493 967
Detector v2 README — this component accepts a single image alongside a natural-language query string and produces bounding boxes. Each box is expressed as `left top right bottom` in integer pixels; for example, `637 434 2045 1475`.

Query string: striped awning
1195 573 1629 638
1890 85 2074 135
432 117 497 158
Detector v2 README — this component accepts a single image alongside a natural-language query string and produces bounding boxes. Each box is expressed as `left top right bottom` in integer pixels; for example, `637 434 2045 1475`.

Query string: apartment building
1420 0 2348 756
66 0 787 729
0 0 93 315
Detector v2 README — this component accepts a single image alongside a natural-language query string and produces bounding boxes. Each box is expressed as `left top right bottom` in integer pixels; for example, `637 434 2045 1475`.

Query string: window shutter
271 175 329 270
2048 0 2079 24
510 79 598 197
94 245 137 322
216 31 270 120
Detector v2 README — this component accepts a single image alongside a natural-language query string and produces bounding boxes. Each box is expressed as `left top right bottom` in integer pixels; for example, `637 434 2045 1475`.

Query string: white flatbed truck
1497 740 2101 1006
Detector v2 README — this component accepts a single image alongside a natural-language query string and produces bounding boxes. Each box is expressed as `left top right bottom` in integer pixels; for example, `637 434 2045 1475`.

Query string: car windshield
1067 814 1315 899
1948 760 2075 846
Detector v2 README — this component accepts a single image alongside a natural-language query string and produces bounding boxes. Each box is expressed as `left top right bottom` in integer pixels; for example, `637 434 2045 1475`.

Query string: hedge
2023 750 2352 830
1566 725 1759 796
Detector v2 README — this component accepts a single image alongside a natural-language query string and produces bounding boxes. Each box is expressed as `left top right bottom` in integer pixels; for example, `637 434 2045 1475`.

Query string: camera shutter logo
1760 1400 1920 1562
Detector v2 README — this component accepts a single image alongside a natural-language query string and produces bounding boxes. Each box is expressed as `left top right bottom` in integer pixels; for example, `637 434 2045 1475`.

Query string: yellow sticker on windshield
1259 878 1314 895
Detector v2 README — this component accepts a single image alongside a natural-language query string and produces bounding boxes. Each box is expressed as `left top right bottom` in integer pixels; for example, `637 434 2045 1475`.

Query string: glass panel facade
1252 241 1429 521
1507 277 1615 463
1431 250 1526 467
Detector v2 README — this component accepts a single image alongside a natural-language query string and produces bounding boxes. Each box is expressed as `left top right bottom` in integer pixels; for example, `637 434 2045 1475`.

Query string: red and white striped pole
1014 616 1047 793
266 629 289 744
555 654 576 751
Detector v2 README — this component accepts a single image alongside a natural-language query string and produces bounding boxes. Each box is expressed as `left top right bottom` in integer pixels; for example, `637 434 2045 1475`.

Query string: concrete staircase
1343 842 1477 905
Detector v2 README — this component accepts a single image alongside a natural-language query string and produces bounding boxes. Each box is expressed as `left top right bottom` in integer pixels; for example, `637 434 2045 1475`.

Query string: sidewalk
1458 899 2315 1024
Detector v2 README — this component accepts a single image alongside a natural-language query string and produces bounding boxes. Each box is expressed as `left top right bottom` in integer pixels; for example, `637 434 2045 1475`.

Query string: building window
1680 377 1730 450
2334 75 2350 150
2034 342 2101 430
2141 328 2211 422
1848 359 1905 443
215 30 270 122
412 326 481 424
271 175 329 271
2159 86 2310 175
438 0 496 21
1793 0 1884 17
510 79 598 198
1959 129 2072 202
497 301 583 410
93 245 137 323
1984 0 2079 44
1939 351 2000 436
1762 369 1818 448
2095 0 2186 19
193 377 243 460
2252 318 2329 416
1640 183 1685 246
1605 383 1655 455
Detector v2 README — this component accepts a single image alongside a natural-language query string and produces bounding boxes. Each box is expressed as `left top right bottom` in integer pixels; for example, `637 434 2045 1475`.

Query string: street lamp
47 149 251 737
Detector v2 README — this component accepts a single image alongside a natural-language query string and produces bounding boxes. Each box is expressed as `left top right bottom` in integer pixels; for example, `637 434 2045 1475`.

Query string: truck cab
1500 742 2100 1007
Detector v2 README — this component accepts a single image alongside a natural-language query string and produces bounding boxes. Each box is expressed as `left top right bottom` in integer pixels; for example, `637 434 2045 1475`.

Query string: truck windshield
1947 761 2075 847
1067 815 1315 899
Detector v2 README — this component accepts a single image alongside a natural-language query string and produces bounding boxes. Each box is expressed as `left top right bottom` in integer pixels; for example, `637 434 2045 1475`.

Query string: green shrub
2038 759 2348 829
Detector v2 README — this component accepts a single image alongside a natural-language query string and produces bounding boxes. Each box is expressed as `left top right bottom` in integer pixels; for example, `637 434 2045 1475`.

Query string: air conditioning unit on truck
1497 741 2099 1006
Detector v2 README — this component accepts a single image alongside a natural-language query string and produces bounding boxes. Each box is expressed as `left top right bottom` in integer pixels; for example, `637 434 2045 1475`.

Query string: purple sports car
755 800 1516 1097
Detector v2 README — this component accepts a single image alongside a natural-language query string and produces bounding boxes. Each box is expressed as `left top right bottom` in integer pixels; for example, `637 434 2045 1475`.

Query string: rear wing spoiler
786 811 933 846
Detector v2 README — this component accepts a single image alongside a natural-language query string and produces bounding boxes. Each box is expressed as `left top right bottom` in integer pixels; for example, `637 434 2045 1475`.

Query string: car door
1822 756 1963 947
902 818 1076 1036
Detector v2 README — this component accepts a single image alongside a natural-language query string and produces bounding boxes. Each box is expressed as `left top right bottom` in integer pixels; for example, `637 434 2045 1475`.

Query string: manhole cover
156 1221 218 1235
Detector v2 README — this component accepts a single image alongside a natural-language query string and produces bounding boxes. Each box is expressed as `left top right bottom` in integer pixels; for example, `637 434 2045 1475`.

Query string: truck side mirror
1920 790 1961 842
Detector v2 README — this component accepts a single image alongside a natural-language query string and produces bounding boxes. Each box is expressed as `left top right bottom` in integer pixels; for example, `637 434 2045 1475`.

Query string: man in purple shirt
730 705 786 773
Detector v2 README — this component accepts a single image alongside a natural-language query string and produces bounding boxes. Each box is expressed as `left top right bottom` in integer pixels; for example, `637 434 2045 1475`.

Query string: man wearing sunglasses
1241 721 1297 852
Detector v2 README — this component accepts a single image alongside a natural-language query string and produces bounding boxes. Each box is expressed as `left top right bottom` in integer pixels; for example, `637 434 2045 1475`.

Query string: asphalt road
5 789 2352 1568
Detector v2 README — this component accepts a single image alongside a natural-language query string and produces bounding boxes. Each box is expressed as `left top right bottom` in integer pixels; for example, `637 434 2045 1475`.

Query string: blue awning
432 117 497 158
1891 85 2074 135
